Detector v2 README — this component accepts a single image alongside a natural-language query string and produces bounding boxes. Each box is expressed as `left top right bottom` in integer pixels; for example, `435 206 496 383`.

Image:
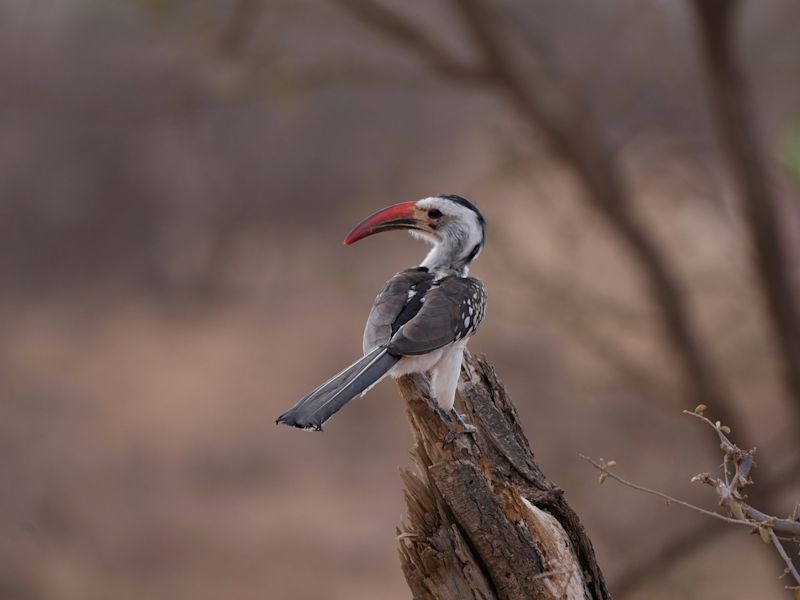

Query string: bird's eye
427 209 443 219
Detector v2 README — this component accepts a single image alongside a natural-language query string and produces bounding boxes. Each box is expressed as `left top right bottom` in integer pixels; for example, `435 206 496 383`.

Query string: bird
276 194 487 432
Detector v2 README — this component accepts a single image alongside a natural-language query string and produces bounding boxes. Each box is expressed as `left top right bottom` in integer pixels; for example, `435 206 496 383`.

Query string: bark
396 353 610 600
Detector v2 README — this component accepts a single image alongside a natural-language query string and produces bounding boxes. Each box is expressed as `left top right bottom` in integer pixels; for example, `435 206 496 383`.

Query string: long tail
276 347 399 431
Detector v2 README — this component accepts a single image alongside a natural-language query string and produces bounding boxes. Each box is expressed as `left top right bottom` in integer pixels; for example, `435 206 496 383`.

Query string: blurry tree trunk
690 0 800 580
220 0 262 55
334 0 748 448
396 353 610 600
450 0 745 440
692 0 800 425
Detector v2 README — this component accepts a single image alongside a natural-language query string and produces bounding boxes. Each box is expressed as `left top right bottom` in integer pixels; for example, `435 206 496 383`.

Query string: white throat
418 225 482 274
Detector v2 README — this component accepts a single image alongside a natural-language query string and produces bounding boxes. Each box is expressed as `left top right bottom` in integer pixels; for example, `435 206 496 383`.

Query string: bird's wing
387 276 486 356
362 267 435 354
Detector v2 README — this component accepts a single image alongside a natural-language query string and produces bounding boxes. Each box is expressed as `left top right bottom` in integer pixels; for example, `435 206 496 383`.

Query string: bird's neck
418 221 482 277
420 243 469 277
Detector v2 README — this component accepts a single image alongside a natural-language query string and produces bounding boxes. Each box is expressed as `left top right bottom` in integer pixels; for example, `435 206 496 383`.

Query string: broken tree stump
396 353 610 600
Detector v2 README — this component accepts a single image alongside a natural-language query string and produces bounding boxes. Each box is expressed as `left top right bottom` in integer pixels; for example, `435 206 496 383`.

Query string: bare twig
580 454 757 529
613 454 800 596
769 528 800 587
684 409 800 537
682 409 740 451
584 408 800 590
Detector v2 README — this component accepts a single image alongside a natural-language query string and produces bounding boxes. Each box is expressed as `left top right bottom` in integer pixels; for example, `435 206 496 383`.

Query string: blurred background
2 1 800 598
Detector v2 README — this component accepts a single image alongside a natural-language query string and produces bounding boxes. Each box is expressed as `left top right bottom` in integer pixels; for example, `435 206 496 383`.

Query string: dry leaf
757 525 771 544
690 472 713 486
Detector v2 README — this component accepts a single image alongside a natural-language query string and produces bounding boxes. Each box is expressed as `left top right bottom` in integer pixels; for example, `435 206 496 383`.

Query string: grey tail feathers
276 347 399 431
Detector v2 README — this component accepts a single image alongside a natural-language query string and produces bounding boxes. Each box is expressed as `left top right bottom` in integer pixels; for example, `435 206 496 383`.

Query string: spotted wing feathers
362 267 435 354
387 276 486 356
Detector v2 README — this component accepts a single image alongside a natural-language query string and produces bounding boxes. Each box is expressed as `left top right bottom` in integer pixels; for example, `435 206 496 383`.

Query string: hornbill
276 194 486 431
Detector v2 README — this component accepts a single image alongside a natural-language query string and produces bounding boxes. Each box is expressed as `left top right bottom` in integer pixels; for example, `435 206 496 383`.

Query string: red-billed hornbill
276 194 486 432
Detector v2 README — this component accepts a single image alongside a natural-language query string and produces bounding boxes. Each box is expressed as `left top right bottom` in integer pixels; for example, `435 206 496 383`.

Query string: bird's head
344 194 485 274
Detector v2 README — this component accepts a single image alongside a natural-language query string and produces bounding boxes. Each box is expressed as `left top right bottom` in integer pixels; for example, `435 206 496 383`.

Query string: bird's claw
434 405 451 422
449 409 477 435
435 405 476 443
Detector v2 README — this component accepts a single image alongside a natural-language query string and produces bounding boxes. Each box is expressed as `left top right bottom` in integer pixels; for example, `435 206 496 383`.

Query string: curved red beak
344 201 428 246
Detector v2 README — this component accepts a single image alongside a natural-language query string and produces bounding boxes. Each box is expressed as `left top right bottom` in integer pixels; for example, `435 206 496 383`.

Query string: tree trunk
396 353 610 600
693 0 800 423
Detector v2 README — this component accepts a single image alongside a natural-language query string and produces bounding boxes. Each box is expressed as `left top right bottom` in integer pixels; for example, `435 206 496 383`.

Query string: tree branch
583 408 800 589
580 454 758 529
611 453 800 596
769 527 800 589
684 409 800 537
332 0 492 84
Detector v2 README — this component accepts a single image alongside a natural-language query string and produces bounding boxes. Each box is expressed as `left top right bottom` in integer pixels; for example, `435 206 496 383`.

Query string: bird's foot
433 405 451 423
449 408 477 435
434 405 476 443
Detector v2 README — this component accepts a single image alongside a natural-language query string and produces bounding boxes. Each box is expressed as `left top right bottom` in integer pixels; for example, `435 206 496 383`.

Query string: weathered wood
397 353 610 600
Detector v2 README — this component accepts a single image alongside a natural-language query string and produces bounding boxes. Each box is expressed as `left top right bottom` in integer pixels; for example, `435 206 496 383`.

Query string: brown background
2 1 800 599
